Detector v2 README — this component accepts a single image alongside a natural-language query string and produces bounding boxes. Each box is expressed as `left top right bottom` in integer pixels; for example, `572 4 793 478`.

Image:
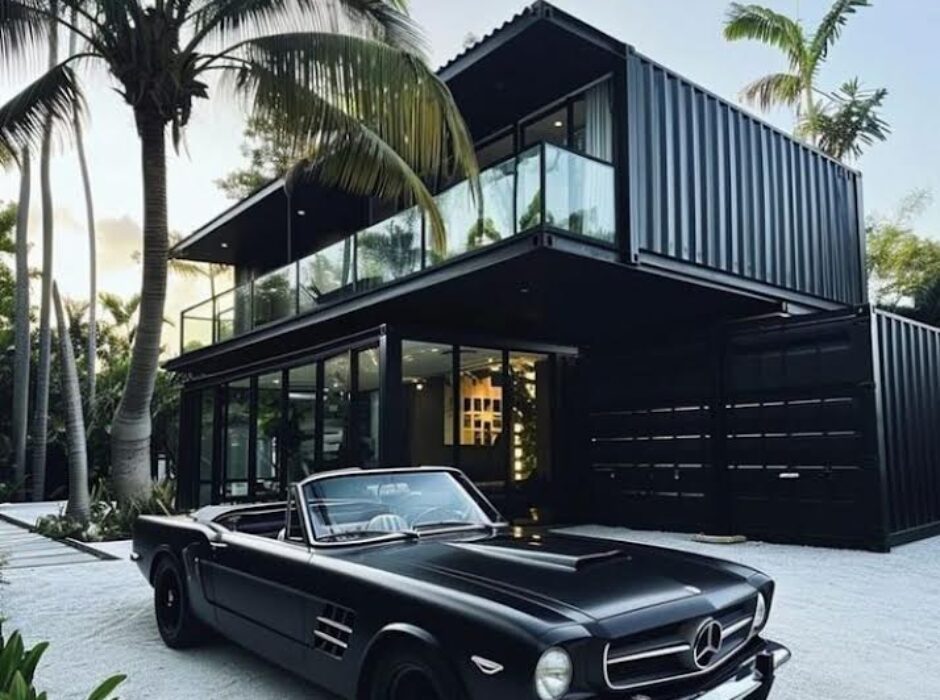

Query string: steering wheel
409 506 469 528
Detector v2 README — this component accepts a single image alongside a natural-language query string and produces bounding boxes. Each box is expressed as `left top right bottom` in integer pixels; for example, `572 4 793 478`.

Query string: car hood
343 528 761 632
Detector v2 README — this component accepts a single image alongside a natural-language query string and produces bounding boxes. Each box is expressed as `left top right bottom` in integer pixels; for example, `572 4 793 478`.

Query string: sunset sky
1 0 937 357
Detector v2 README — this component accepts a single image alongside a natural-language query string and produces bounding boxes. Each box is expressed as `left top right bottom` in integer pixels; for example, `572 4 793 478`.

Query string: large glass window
401 341 454 466
256 372 282 498
223 378 251 499
457 347 505 486
198 390 215 505
285 363 318 482
253 264 297 327
476 133 514 170
355 348 381 466
357 208 422 287
544 144 616 243
509 352 550 483
323 353 351 468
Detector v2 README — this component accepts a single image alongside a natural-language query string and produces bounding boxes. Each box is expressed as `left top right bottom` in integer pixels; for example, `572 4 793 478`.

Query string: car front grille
603 598 756 691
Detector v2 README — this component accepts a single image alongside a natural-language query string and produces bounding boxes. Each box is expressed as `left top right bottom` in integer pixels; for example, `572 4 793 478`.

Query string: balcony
180 142 616 353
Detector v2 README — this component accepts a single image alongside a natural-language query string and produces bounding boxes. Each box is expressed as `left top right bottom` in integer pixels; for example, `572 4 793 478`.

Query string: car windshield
301 470 495 543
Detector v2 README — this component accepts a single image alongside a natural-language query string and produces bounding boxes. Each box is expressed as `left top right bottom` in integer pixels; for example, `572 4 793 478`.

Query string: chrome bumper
697 642 791 700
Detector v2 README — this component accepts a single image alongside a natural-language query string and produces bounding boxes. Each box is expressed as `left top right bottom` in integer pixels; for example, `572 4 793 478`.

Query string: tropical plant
52 282 90 524
0 626 125 700
216 114 302 200
0 0 478 502
806 79 889 161
723 0 874 145
867 191 940 326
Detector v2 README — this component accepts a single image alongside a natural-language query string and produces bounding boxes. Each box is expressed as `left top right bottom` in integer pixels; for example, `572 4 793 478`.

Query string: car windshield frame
296 467 505 547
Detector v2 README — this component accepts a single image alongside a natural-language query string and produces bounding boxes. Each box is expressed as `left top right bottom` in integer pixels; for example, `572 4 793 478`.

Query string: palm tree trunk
110 113 168 502
30 4 59 501
53 282 90 524
69 8 97 413
11 149 30 500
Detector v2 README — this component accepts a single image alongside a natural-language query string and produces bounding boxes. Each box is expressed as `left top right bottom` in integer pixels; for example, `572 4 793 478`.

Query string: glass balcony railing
180 142 616 353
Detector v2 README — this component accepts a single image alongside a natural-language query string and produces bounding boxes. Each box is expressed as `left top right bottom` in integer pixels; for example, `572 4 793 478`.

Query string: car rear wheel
153 556 206 648
367 647 463 700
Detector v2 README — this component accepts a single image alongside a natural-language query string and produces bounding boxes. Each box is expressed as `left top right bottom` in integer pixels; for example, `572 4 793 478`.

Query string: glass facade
223 378 251 499
255 372 282 499
285 363 317 483
355 348 381 466
322 353 351 469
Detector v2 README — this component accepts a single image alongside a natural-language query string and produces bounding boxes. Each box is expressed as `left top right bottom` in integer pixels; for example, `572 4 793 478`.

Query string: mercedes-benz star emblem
691 619 723 669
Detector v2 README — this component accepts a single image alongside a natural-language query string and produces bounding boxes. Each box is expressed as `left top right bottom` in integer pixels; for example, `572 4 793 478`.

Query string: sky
1 0 938 355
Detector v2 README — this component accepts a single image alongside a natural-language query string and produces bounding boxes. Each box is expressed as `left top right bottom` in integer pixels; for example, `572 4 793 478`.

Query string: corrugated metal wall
626 51 865 306
873 310 940 544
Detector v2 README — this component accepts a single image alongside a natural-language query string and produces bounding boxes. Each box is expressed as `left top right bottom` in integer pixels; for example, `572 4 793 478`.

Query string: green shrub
0 626 125 700
34 479 177 543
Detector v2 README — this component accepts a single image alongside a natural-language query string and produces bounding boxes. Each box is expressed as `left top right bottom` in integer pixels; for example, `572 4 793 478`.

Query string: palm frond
189 0 425 57
0 0 51 72
723 3 805 68
739 71 802 111
226 31 477 191
0 58 85 153
810 0 870 63
806 78 889 161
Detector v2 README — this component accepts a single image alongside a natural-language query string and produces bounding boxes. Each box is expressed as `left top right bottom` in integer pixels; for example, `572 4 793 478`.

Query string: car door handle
778 472 800 480
209 541 228 550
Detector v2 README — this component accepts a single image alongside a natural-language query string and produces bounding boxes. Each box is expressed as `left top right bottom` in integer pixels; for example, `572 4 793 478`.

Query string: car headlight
534 647 572 700
752 593 768 633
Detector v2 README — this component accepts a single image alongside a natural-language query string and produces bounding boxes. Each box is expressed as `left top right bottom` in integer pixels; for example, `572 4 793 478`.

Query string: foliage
867 191 940 327
35 479 176 542
216 115 302 200
0 626 125 700
723 0 888 160
808 79 890 161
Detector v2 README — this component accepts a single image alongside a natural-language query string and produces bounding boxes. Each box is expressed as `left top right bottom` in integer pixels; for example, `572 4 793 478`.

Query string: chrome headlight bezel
751 592 768 634
534 646 572 700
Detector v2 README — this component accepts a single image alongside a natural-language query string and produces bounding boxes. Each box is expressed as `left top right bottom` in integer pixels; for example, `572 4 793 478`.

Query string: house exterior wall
625 50 865 307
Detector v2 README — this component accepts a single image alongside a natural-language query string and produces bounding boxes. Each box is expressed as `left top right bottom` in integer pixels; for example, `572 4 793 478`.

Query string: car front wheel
153 556 206 648
367 647 464 700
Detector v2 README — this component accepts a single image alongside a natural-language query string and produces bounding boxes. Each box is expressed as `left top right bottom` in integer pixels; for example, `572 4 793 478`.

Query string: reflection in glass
215 288 236 343
182 299 213 352
299 238 354 311
544 144 616 243
402 341 454 466
357 208 422 287
355 348 381 466
476 159 515 245
285 364 317 482
256 372 282 498
509 352 550 482
253 264 297 327
516 146 543 232
198 390 215 504
431 179 478 264
458 347 505 486
322 353 350 468
224 378 251 498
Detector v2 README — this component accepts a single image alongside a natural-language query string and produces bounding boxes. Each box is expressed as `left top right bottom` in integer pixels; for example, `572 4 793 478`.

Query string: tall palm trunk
111 113 168 501
69 8 97 412
11 149 30 500
53 282 90 524
30 3 59 501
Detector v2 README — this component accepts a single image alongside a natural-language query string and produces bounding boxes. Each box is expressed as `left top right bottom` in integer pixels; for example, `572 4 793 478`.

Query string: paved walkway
0 518 103 569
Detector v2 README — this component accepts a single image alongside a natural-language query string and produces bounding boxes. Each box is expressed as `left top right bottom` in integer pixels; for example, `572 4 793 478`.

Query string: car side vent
314 604 355 659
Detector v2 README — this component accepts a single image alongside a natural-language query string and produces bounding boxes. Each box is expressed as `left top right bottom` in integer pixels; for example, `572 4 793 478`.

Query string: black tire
153 556 206 649
366 646 464 700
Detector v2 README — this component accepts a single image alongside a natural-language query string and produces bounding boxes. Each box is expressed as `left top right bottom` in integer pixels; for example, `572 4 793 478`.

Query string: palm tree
28 4 60 501
52 282 91 524
723 0 871 141
0 0 478 501
68 7 98 413
11 149 29 500
806 79 890 161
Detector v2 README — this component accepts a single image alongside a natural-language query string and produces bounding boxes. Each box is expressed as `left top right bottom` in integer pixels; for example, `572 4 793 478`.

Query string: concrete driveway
1 525 937 699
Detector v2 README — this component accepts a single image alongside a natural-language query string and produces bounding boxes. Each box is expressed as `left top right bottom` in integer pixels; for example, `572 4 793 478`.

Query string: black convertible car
132 467 790 699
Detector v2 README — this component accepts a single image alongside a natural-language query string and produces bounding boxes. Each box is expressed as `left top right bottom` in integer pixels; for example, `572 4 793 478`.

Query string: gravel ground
2 527 938 699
